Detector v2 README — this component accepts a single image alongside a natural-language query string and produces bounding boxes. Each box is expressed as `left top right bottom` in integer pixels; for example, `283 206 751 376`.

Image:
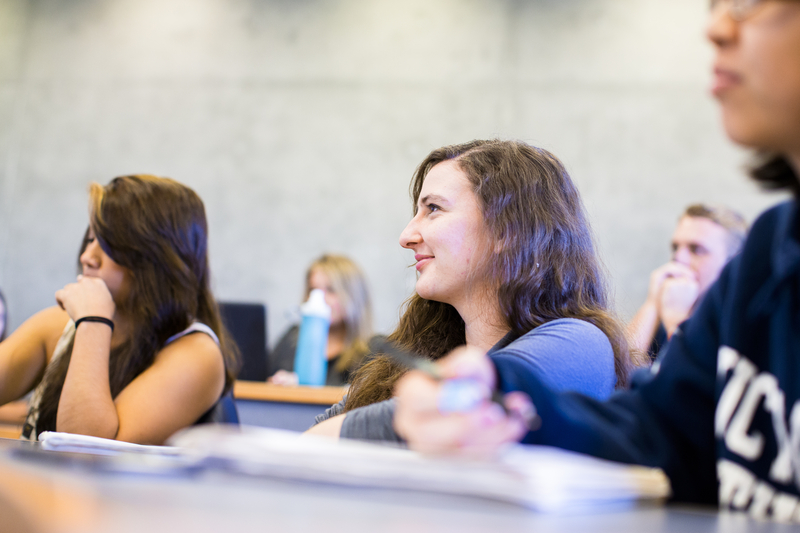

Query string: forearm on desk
305 414 345 438
57 322 118 438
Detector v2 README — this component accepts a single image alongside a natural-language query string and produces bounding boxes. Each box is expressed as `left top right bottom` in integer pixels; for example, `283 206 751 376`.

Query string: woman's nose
399 216 421 249
707 0 738 49
80 241 99 268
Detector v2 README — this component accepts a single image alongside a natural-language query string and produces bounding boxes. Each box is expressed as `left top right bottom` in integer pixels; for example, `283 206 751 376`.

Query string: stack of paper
39 432 182 456
170 425 671 512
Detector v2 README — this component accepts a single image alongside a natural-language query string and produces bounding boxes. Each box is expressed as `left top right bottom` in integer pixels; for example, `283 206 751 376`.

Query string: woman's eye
427 203 441 213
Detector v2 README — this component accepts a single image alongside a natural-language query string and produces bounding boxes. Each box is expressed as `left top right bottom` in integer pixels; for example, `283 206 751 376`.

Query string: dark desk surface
0 438 794 533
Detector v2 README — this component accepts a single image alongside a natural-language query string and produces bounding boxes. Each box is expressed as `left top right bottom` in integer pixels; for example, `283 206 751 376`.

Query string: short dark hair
750 153 800 195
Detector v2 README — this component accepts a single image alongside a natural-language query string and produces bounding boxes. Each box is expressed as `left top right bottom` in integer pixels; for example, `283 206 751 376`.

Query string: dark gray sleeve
339 399 403 444
268 325 299 376
366 334 391 356
313 397 347 425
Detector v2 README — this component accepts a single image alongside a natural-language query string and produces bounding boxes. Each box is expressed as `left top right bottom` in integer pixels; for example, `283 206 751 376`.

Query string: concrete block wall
0 0 786 346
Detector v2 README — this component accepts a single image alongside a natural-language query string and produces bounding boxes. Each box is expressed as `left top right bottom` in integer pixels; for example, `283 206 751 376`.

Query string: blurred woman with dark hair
0 175 238 444
309 139 639 441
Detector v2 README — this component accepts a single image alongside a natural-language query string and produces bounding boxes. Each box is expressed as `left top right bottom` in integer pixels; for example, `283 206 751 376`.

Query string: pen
381 342 511 415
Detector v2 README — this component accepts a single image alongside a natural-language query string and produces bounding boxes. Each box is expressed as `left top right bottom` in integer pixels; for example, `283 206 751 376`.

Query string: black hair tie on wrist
74 316 115 332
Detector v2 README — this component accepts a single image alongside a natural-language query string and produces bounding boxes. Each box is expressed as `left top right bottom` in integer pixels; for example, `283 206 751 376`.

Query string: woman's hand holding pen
393 346 535 458
55 275 116 322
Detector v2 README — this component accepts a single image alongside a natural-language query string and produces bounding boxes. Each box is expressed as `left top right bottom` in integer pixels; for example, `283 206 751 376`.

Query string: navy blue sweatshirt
494 199 800 520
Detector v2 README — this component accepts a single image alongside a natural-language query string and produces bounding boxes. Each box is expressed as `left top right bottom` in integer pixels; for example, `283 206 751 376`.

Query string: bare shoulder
10 306 71 359
153 331 225 383
157 330 222 358
33 306 71 332
21 306 70 330
0 306 70 402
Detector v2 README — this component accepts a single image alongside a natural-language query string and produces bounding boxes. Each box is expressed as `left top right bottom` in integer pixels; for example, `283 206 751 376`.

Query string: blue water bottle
293 289 332 386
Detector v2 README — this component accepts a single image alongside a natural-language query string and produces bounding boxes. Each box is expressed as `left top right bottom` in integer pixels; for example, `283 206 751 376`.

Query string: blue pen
437 378 490 413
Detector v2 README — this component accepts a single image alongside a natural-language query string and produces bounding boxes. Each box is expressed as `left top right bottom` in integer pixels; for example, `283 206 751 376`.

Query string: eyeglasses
709 0 765 21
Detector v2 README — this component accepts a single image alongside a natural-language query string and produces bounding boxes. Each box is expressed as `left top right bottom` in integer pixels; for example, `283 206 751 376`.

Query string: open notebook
37 425 670 512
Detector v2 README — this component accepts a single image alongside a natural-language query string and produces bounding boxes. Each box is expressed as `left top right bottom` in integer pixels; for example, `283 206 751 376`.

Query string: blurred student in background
268 254 387 387
627 204 747 360
0 175 238 444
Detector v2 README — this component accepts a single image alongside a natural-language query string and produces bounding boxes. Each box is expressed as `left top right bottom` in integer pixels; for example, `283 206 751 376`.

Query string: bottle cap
301 289 332 319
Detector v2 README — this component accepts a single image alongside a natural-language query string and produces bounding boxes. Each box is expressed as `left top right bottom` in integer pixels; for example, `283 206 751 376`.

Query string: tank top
20 320 219 441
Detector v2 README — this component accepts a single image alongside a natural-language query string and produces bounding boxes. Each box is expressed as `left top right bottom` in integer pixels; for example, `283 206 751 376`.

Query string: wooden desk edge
0 401 28 425
234 381 346 405
0 425 22 440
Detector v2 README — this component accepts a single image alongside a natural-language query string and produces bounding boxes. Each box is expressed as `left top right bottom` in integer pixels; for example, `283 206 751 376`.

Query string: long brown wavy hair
34 175 239 435
345 140 639 411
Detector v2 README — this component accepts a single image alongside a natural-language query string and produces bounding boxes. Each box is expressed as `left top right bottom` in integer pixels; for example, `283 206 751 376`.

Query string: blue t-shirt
330 318 615 442
490 318 615 401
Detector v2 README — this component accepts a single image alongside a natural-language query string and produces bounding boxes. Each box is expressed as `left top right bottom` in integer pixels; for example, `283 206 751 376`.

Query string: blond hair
683 204 748 258
306 254 374 373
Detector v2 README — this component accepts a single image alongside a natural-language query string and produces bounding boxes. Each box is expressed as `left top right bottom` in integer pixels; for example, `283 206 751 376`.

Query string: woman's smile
414 254 434 271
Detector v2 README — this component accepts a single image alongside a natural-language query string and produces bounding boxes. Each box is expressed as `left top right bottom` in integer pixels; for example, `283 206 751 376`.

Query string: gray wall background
0 0 787 347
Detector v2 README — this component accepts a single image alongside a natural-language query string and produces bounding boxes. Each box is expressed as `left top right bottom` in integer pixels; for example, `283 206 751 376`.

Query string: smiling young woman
0 175 239 444
391 0 800 520
307 139 640 441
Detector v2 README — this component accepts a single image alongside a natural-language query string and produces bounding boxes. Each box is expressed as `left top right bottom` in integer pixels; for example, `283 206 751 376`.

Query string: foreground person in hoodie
393 0 800 522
